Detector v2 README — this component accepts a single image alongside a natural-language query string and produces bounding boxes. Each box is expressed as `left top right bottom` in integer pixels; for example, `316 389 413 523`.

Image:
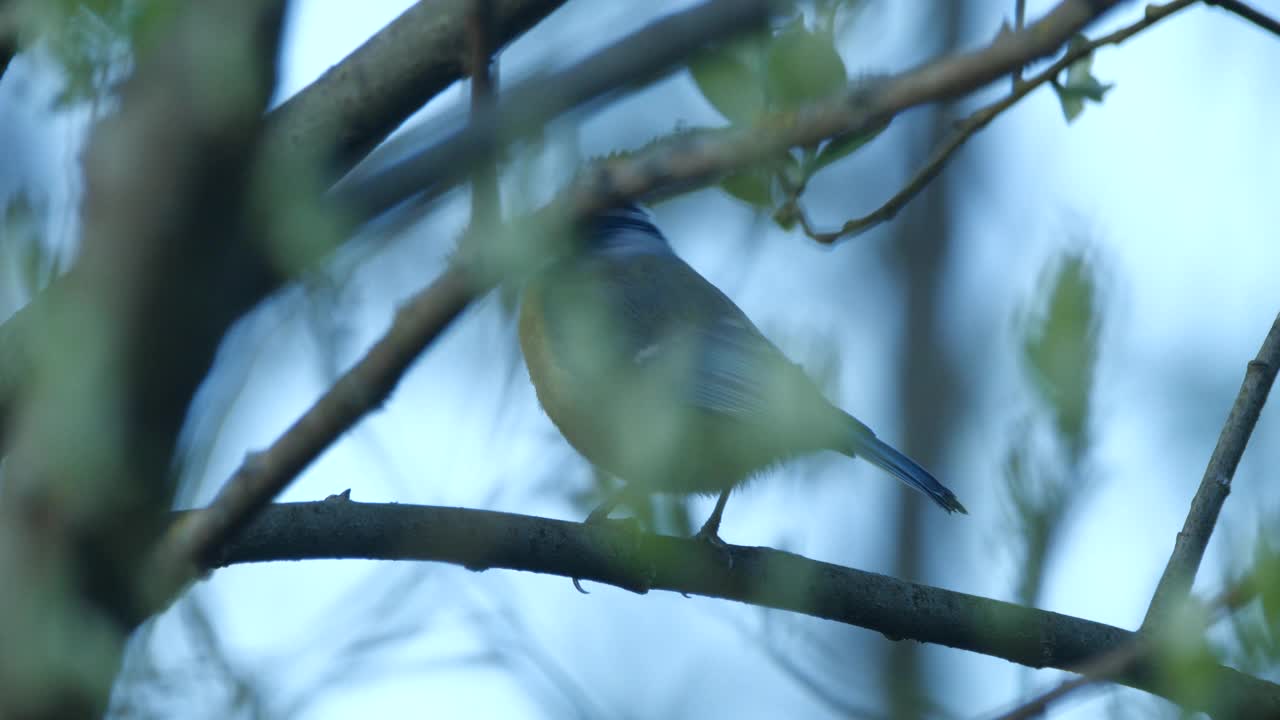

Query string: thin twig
1142 312 1280 629
467 0 500 227
1207 0 1280 37
1013 0 1027 86
991 579 1261 720
992 650 1136 720
794 0 1198 245
996 308 1280 716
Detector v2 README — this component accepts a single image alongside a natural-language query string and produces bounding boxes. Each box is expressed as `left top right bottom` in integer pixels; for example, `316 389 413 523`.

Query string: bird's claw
693 524 734 572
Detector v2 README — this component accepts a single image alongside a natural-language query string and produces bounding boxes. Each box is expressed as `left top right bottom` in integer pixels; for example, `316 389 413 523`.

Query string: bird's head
581 202 673 257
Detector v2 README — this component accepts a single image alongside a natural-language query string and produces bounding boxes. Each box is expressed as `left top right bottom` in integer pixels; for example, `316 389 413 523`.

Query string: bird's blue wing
586 252 798 422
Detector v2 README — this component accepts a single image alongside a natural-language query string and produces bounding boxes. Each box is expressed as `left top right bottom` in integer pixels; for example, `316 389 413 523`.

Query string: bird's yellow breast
518 278 603 460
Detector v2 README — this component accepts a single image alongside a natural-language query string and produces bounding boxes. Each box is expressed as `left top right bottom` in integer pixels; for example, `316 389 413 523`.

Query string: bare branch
152 268 472 593
1143 312 1280 629
1207 0 1280 37
332 0 775 216
199 499 1280 718
994 580 1260 719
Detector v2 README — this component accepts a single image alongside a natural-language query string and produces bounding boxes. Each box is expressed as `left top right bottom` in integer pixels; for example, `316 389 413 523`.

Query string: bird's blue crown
584 203 672 256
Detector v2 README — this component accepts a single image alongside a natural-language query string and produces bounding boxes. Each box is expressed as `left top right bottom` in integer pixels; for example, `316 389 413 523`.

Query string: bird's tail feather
841 415 967 514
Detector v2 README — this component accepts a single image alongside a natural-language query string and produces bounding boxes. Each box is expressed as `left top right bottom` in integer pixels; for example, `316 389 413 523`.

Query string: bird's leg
584 482 639 524
575 482 643 595
585 495 620 524
694 488 732 547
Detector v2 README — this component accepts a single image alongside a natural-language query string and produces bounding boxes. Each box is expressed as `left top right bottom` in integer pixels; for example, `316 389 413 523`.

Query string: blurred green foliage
1054 34 1115 123
14 0 173 104
1221 533 1280 675
1023 252 1100 462
687 1 885 224
1 192 55 303
1005 250 1102 609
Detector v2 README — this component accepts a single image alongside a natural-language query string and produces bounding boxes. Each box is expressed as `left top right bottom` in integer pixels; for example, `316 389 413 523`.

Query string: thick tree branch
1143 312 1280 629
0 0 568 452
265 0 567 175
200 500 1280 718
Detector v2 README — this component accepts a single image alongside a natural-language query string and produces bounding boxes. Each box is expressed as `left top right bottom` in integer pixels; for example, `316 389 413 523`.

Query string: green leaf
765 18 846 109
1053 84 1086 123
811 120 888 173
690 48 765 124
1022 252 1100 461
720 168 773 207
1054 34 1115 123
1253 536 1280 632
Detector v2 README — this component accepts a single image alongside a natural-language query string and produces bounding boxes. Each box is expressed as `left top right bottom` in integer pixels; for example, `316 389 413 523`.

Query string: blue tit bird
519 203 965 543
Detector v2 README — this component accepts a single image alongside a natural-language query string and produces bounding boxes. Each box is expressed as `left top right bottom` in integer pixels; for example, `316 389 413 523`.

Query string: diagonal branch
199 499 1280 718
265 0 568 175
994 581 1259 719
1207 0 1280 37
794 0 1199 244
1142 311 1280 629
331 0 774 216
336 0 1129 221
